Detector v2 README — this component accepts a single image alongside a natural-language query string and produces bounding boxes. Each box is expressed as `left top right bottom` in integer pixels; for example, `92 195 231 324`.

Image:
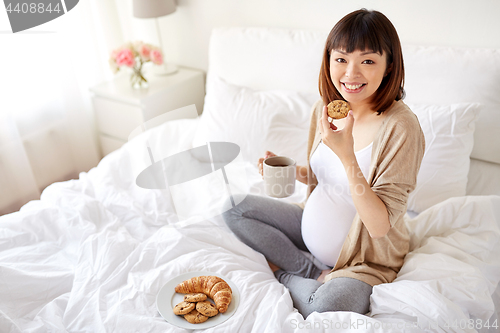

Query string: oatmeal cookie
173 301 195 315
183 309 209 324
196 300 219 317
327 100 350 119
184 293 207 302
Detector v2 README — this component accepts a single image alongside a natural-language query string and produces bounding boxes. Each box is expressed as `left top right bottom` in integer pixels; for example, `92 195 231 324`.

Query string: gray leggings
222 194 373 318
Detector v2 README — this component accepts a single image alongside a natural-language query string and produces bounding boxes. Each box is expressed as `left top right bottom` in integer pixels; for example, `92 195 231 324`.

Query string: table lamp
133 0 178 76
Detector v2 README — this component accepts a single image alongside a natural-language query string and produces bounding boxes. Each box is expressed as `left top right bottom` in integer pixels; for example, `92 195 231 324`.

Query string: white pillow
194 77 480 214
407 103 480 213
193 75 319 166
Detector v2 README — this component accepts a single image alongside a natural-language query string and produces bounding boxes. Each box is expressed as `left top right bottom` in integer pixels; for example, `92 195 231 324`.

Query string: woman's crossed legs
222 194 372 317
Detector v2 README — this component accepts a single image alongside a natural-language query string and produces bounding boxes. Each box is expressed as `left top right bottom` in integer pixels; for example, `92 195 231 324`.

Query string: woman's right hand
258 151 277 178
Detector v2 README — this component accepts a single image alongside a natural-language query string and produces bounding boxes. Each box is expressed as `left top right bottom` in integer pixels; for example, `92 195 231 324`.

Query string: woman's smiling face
329 49 388 109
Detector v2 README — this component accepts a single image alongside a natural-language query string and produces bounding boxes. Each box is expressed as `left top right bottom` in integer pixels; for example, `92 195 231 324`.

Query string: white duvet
1 119 499 333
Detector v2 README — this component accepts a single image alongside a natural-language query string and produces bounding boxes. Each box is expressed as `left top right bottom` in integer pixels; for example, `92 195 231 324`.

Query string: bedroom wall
123 0 500 72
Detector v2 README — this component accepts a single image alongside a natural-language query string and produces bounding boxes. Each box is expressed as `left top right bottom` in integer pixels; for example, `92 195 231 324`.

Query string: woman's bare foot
268 261 280 272
317 269 331 283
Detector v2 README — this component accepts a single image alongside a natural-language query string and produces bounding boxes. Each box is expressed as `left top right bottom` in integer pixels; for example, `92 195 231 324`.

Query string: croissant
175 276 232 313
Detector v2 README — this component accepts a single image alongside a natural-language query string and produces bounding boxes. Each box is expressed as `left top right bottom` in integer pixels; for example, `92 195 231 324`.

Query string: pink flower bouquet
109 41 164 88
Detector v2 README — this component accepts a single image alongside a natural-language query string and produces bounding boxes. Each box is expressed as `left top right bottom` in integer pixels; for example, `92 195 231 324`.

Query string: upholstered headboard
206 27 500 197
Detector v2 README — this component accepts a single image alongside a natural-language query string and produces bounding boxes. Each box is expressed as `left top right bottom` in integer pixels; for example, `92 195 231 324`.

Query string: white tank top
301 141 373 267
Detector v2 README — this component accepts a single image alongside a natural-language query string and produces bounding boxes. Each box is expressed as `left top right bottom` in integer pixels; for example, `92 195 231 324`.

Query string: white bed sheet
1 119 499 333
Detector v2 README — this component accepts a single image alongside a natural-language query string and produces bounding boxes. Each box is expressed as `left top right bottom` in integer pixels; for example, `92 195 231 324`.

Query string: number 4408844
444 319 498 330
6 2 62 14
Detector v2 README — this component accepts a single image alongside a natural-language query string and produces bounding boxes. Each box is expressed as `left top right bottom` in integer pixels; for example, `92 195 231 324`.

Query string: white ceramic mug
263 156 296 198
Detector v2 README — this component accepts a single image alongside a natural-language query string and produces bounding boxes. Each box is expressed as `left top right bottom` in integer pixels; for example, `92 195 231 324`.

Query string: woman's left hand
319 105 355 162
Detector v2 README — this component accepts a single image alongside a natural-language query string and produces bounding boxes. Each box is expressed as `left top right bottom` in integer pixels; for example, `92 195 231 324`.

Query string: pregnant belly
301 185 356 267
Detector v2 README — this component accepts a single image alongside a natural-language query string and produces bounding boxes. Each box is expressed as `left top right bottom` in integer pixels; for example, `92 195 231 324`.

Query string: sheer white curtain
0 0 125 215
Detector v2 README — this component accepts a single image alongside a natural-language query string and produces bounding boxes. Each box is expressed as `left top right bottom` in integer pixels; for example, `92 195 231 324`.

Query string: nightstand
90 67 205 158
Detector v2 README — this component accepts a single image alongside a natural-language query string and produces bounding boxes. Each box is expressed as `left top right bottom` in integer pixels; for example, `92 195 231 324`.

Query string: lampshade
133 0 176 19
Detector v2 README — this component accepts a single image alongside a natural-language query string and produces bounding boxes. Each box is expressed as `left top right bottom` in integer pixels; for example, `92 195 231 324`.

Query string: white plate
157 271 240 329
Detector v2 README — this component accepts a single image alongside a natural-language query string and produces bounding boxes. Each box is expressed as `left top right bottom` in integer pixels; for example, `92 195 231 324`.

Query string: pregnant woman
222 9 425 317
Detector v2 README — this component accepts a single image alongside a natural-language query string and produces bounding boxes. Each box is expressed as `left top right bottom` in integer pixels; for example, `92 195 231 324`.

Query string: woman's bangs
331 20 384 55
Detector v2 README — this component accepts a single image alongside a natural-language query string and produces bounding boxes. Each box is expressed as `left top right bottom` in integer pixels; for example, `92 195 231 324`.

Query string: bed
1 27 500 333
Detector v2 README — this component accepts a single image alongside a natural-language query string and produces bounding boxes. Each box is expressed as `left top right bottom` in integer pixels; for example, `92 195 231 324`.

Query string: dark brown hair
319 9 405 115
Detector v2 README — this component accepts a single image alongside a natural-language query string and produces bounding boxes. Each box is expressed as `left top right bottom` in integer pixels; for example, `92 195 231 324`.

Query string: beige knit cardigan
293 99 425 287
